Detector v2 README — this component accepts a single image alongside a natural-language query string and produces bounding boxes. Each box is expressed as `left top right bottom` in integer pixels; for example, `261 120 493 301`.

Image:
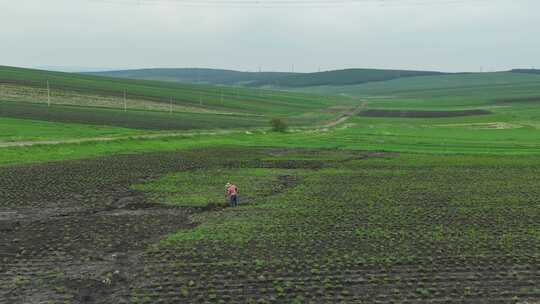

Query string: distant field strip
0 117 145 143
359 109 491 118
0 83 246 115
0 101 267 130
0 128 242 148
495 95 540 103
434 122 522 130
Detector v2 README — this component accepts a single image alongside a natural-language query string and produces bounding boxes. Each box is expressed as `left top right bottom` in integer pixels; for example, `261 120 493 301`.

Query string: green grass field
2 67 540 303
0 117 145 142
0 66 357 143
1 68 540 164
87 68 297 86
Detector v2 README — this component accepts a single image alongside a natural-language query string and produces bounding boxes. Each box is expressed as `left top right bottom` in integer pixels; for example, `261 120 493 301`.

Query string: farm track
1 148 539 303
319 101 367 129
0 129 240 148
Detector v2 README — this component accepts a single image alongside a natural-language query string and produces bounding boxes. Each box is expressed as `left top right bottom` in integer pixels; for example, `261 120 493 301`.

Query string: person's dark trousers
230 195 238 207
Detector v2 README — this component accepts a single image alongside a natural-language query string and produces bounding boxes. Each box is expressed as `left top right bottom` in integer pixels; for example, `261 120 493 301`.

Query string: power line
123 89 127 112
46 80 51 107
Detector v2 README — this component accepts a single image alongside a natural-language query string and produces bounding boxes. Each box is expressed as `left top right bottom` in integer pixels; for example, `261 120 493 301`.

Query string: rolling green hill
271 68 446 87
293 71 540 109
510 69 540 75
0 65 355 116
0 66 357 134
4 65 540 156
86 67 446 87
86 68 297 86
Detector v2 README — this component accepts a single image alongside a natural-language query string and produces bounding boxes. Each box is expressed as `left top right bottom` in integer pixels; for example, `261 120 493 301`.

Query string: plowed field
1 148 539 304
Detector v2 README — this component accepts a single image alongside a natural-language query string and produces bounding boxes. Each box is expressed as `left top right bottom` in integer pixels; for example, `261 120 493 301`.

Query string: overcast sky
1 0 539 72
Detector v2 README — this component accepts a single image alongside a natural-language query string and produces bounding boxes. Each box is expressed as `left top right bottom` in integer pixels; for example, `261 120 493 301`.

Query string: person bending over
225 182 239 207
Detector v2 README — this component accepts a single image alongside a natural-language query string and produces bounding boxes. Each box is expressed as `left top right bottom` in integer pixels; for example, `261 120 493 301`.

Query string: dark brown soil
0 150 210 304
0 147 322 304
495 96 540 103
359 109 491 118
2 148 537 304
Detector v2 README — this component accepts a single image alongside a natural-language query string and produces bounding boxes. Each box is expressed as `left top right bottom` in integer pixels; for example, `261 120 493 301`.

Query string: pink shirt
226 185 238 196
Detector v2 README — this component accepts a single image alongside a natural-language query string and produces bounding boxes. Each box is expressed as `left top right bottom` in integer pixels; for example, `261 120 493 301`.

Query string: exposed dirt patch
435 122 520 129
4 147 536 303
265 148 397 162
0 147 336 304
359 109 491 118
495 96 540 103
0 148 257 303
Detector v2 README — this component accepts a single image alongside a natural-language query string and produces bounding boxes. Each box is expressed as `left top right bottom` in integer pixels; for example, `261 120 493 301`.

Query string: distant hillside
86 68 297 86
0 65 351 118
511 69 540 75
86 68 447 88
272 69 446 87
292 71 540 106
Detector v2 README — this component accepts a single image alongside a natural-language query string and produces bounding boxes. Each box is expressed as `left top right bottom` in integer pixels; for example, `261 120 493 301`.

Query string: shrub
270 118 288 132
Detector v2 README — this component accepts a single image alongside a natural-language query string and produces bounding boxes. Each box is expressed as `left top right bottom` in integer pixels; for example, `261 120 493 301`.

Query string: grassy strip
133 168 292 208
0 117 146 142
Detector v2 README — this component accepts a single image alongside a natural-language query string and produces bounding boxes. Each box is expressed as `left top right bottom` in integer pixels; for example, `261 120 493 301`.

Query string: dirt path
319 100 368 129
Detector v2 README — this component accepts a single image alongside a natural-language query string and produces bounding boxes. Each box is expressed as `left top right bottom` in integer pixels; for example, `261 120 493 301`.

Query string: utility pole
199 92 202 106
220 88 224 105
123 89 127 112
47 80 51 107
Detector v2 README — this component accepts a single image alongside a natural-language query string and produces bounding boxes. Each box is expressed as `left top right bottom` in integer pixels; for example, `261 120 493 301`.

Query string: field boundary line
0 128 254 148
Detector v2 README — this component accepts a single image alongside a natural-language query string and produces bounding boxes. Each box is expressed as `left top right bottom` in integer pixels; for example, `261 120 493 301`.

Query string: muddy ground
1 148 539 304
0 148 327 304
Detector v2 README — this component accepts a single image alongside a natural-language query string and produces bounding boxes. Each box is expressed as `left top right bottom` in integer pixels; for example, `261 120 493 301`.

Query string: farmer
225 182 239 207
